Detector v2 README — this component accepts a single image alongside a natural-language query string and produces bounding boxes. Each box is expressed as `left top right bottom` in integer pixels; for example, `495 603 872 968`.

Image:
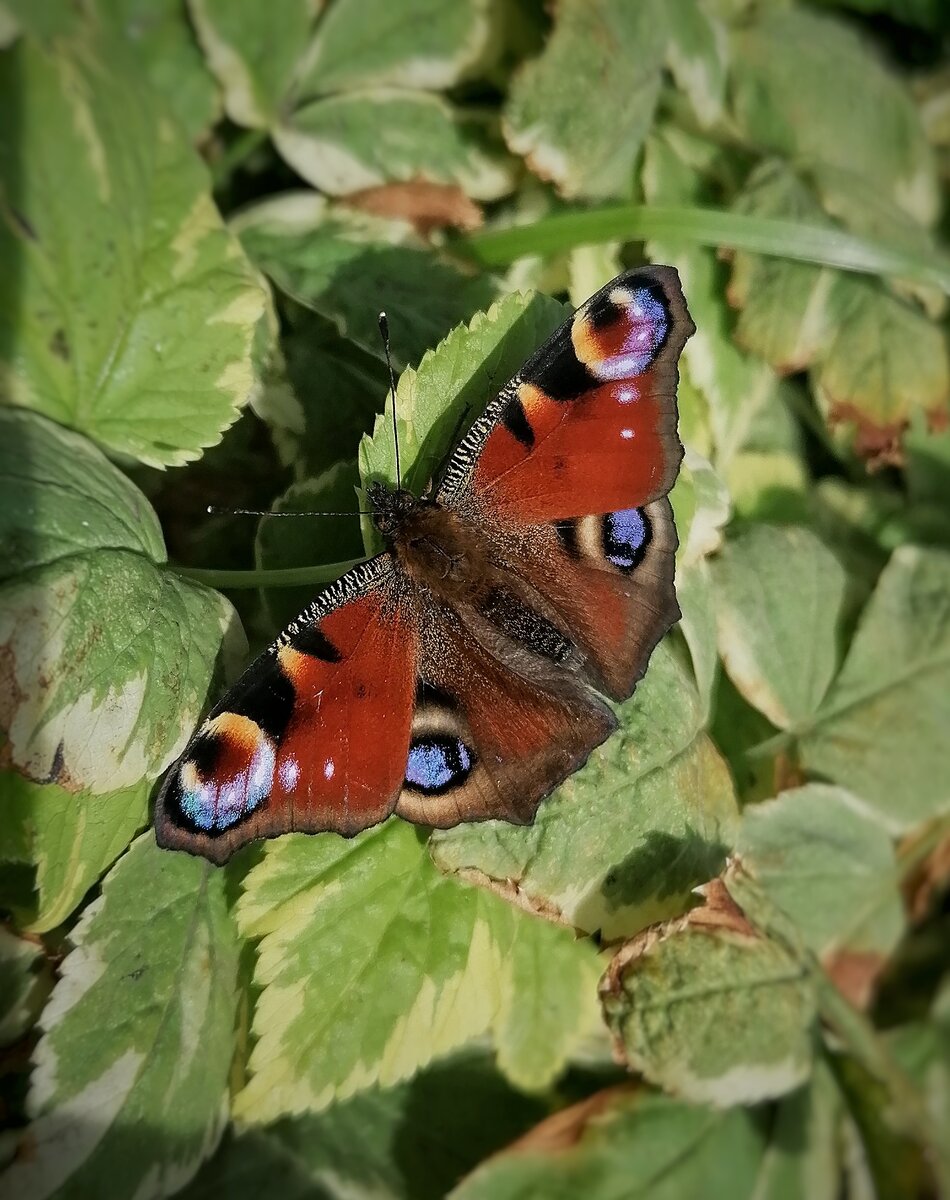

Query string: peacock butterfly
155 267 694 863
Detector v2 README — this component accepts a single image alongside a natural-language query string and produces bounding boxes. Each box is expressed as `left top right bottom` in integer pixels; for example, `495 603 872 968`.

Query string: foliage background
1 0 949 1196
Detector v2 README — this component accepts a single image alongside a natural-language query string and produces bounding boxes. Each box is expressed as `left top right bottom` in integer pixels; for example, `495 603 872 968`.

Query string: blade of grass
456 205 950 293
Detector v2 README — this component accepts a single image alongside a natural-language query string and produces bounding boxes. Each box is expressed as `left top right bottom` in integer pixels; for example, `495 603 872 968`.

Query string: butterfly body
156 268 694 863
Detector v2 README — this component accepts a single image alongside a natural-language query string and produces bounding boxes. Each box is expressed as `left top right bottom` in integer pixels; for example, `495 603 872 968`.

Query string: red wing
435 266 691 701
438 266 692 524
155 556 417 864
394 600 616 829
485 496 680 701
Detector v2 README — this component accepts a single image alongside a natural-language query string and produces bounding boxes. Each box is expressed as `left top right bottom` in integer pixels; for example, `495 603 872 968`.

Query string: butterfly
155 267 694 863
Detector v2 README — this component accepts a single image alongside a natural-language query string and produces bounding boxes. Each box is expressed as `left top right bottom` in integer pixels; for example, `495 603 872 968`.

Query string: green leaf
808 479 894 609
906 413 950 513
726 164 840 374
601 882 817 1105
0 27 271 466
566 242 623 309
161 1128 318 1200
726 449 810 526
810 0 948 30
0 925 50 1047
0 772 149 933
453 1086 769 1200
675 560 719 721
0 1 79 41
710 669 780 807
99 0 221 140
235 821 602 1121
3 835 239 1200
188 0 313 127
359 288 568 496
181 1053 547 1200
233 192 497 370
0 406 165 580
662 0 729 130
0 409 245 794
296 0 495 95
491 913 602 1093
432 643 738 940
256 311 390 481
275 90 514 199
642 130 781 470
1 552 241 793
189 0 510 195
807 161 945 314
800 546 950 831
671 449 731 569
710 525 847 730
814 276 950 464
726 163 950 460
504 0 665 199
730 7 939 225
746 1058 842 1200
737 785 906 962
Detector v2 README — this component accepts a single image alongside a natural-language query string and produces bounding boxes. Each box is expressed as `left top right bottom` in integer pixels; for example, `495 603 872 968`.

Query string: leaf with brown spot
725 161 950 466
600 881 817 1106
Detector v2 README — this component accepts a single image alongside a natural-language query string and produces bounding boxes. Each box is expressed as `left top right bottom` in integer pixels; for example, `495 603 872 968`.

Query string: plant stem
456 205 950 293
210 127 269 190
170 558 364 590
815 970 949 1182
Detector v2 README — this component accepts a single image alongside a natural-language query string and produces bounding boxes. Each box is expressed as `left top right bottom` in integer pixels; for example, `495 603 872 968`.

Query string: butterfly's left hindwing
155 557 417 864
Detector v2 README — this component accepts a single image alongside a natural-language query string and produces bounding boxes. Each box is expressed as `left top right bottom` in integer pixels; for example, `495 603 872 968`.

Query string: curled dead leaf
688 877 758 936
599 876 758 1016
501 1084 637 1156
822 947 886 1009
445 864 573 928
343 181 483 235
827 401 907 469
901 824 950 922
927 405 950 434
773 750 805 795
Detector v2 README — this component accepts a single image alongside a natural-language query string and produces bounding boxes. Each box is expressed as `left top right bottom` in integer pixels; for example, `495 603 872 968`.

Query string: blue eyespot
405 736 474 795
179 737 274 831
595 288 668 379
604 507 649 570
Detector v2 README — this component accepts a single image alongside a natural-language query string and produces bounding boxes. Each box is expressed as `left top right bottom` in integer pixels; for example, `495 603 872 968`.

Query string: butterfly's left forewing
155 556 417 863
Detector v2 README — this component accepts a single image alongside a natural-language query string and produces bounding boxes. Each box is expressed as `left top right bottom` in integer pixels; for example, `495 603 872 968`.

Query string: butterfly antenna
378 311 401 488
206 506 372 518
